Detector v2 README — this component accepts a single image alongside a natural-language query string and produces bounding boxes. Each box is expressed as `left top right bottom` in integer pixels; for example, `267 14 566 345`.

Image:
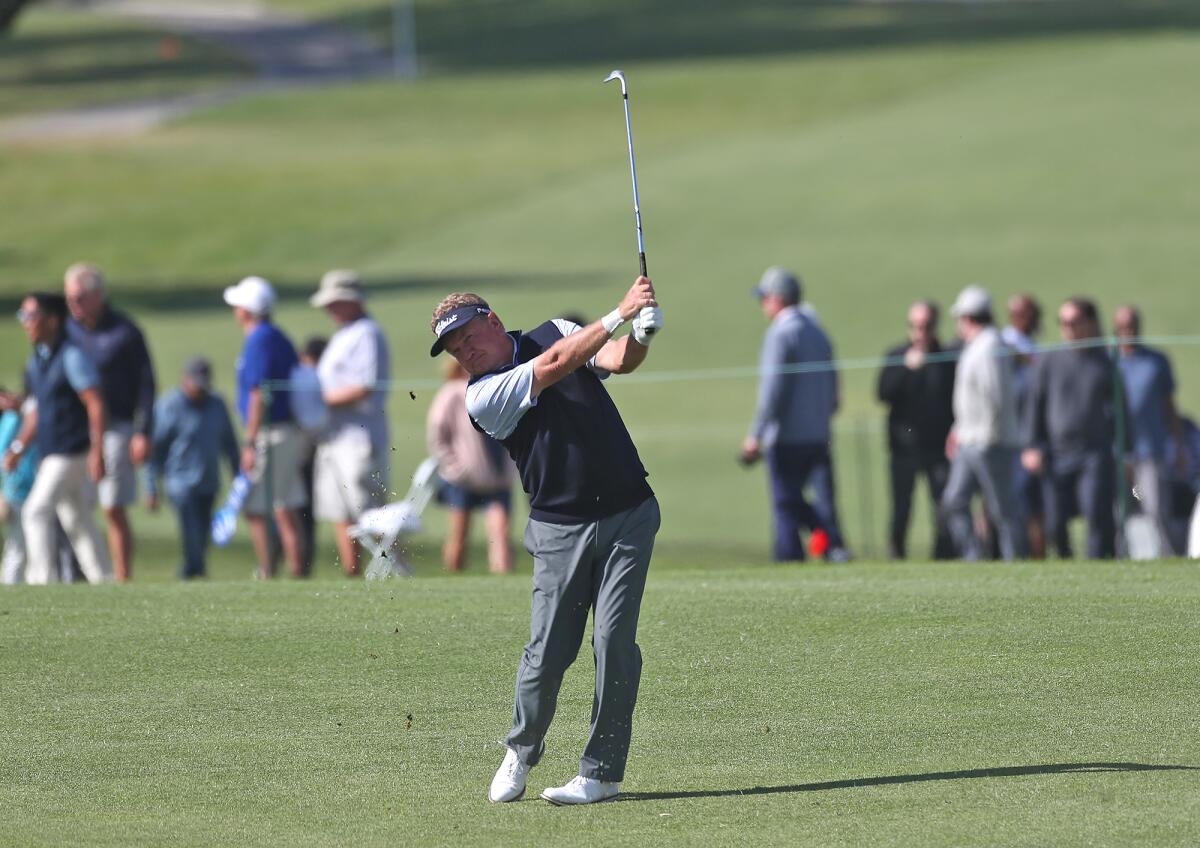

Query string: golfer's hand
146 494 159 513
619 276 657 321
945 430 958 461
87 446 106 483
740 437 761 466
2 450 17 473
1021 448 1043 475
632 306 664 345
241 445 257 475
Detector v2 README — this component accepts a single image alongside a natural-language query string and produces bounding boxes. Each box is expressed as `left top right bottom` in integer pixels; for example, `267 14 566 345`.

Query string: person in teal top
0 406 39 584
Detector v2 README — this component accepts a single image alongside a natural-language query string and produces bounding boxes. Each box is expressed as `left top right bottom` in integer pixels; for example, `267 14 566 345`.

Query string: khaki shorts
245 424 309 515
98 422 137 509
314 435 389 523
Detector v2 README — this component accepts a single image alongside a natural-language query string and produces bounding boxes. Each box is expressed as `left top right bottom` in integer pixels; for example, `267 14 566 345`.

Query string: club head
603 69 627 94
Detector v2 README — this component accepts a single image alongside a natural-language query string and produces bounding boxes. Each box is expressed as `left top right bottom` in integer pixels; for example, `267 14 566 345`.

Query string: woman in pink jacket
426 360 515 573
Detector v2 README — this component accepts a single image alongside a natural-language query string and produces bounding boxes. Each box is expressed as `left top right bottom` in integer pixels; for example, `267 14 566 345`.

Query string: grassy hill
2 3 1198 563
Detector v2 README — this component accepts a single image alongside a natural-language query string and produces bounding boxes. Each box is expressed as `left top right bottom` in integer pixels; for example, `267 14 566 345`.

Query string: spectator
1166 416 1200 555
5 292 111 584
290 336 328 577
1022 297 1121 559
310 271 390 577
741 267 849 562
145 358 239 579
1002 293 1046 558
223 276 307 579
64 262 156 583
1114 305 1187 556
940 286 1023 561
427 358 515 574
0 400 38 584
877 299 956 560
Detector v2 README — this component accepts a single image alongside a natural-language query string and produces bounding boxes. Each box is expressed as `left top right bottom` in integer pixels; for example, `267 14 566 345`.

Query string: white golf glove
632 306 664 345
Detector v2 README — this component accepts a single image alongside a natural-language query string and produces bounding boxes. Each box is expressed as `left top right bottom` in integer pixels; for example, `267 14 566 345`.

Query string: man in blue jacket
741 267 850 562
146 358 240 579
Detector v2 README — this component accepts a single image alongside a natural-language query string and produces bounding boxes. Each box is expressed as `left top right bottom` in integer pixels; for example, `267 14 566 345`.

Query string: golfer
429 276 663 806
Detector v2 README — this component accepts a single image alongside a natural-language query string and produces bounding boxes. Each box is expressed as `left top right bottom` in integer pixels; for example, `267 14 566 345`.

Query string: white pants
2 509 25 585
22 454 112 584
1189 493 1200 559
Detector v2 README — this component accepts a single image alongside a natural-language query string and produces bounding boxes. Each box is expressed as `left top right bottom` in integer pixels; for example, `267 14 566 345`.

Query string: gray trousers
507 496 660 783
942 445 1023 561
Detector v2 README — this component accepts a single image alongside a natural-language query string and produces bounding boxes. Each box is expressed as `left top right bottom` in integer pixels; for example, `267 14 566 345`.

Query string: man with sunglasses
4 293 112 583
1021 297 1122 559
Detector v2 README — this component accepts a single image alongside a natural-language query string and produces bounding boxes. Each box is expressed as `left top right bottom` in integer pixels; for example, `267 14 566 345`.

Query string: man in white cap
941 284 1023 561
223 276 307 579
309 270 391 576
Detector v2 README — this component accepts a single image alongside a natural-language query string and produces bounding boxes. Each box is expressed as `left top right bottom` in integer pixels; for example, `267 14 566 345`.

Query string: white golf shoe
540 775 620 805
488 748 531 803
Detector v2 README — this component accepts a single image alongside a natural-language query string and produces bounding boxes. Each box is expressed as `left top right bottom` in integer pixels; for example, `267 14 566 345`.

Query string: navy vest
26 340 91 457
470 322 653 524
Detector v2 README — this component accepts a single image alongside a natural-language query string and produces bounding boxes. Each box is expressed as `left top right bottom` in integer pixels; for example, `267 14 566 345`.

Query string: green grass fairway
2 560 1199 846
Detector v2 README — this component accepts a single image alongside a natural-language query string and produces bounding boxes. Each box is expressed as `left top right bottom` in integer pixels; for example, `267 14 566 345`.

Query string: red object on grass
809 528 830 559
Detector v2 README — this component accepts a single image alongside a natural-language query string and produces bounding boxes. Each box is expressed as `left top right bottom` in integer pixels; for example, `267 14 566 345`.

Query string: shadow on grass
623 762 1200 801
328 0 1200 73
104 269 607 314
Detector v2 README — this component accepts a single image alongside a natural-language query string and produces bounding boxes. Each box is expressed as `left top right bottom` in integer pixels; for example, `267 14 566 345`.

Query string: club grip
636 253 656 335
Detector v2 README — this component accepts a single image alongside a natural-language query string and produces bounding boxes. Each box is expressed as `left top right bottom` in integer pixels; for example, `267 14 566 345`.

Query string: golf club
603 69 656 335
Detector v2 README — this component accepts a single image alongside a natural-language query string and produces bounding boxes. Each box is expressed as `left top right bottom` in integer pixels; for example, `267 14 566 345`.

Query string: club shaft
620 92 647 264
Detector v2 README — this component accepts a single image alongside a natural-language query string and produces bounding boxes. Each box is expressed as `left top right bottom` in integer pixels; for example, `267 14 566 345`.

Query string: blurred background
2 0 1197 577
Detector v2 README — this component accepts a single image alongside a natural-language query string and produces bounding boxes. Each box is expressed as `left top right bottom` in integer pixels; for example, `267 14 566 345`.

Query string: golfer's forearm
533 323 610 393
596 336 649 374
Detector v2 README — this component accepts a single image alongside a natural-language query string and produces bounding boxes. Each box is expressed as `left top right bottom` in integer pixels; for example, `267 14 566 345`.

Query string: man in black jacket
1022 297 1122 559
877 299 956 559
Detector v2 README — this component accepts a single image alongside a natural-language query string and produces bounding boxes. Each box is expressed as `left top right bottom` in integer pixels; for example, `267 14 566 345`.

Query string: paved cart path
1 0 394 142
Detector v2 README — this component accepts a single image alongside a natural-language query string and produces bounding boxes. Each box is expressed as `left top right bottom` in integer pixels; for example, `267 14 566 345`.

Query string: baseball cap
183 357 212 390
950 284 993 319
752 266 802 303
429 303 492 357
310 269 366 308
222 275 276 316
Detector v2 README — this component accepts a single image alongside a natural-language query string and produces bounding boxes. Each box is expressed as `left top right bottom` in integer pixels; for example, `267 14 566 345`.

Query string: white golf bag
349 457 440 579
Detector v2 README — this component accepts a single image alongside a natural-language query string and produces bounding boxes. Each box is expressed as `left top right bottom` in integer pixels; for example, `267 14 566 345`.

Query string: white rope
263 334 1200 391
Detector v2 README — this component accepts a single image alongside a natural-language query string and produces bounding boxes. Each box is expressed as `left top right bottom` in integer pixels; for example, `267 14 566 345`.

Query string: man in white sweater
941 285 1023 561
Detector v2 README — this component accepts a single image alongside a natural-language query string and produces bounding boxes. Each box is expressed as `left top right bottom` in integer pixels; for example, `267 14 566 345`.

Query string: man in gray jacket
741 267 848 562
940 285 1023 561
